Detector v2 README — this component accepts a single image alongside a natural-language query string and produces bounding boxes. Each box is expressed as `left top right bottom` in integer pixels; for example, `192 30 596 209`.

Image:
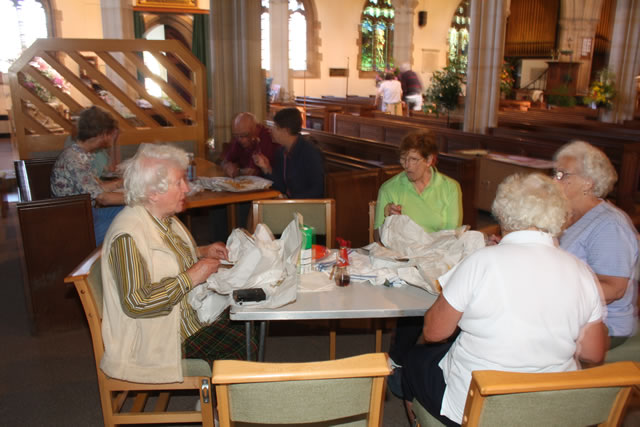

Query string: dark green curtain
192 14 211 99
133 11 145 83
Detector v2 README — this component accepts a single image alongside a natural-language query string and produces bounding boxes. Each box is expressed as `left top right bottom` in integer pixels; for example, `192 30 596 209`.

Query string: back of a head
273 108 302 135
492 173 569 236
123 143 189 206
399 63 411 73
400 131 438 159
384 73 395 80
77 106 118 142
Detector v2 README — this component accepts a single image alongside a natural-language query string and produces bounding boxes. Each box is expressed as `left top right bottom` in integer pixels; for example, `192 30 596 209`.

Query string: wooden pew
14 158 96 334
269 103 341 132
295 96 377 117
331 113 640 215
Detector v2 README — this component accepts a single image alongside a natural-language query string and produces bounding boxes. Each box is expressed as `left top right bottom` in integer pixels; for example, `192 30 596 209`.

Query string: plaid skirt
183 309 257 365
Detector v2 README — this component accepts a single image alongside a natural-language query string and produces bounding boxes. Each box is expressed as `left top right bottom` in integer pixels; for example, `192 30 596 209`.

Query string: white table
231 281 437 361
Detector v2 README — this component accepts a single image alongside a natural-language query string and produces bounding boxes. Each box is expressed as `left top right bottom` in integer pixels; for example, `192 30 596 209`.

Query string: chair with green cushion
212 353 391 426
605 319 640 363
252 198 336 248
412 361 640 426
65 249 215 427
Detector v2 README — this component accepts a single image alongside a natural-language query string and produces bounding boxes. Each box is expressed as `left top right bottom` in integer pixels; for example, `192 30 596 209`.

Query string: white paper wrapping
188 216 302 324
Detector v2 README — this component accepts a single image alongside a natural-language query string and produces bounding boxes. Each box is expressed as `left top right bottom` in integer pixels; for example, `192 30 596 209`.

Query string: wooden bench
15 158 96 334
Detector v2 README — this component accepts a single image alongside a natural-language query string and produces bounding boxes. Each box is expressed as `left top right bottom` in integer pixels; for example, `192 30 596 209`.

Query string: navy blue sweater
266 135 324 198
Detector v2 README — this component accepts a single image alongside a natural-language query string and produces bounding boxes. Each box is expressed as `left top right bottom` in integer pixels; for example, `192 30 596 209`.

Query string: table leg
258 321 267 362
375 319 383 353
329 320 337 360
245 321 252 361
227 204 237 232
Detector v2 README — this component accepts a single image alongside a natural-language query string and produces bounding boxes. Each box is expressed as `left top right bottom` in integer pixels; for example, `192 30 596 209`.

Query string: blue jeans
93 205 124 246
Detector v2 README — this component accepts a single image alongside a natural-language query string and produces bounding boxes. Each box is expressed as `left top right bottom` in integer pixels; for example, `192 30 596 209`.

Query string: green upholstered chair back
252 199 336 247
228 378 372 425
213 353 390 427
605 318 640 363
413 362 640 427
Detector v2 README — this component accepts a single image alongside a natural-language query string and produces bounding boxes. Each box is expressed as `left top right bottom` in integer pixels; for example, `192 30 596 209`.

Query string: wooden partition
8 38 208 159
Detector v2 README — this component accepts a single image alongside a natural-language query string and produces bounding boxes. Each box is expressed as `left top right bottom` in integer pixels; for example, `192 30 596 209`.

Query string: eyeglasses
399 155 425 166
553 170 576 181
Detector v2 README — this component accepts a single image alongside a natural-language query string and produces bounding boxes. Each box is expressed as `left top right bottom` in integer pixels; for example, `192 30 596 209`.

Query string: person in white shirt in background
376 72 403 115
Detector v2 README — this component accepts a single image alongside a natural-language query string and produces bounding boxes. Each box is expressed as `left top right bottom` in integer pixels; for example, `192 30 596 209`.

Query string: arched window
447 0 471 74
0 0 51 72
359 0 394 72
261 0 321 77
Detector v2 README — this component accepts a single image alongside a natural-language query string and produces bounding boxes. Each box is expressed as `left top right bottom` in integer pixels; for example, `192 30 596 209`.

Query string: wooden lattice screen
8 38 207 159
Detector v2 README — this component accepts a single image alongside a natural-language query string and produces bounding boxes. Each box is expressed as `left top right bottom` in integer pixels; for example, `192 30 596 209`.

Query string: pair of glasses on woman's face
552 170 576 181
399 155 425 166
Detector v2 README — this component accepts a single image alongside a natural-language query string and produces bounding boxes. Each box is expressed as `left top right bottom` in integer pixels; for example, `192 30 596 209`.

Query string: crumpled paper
367 215 486 294
187 216 301 324
197 176 273 192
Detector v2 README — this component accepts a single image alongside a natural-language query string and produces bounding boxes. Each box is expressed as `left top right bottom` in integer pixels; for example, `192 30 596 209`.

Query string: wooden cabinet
545 61 581 96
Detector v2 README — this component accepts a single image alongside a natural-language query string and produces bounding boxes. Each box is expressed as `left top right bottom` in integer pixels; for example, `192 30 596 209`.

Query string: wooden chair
14 158 57 201
251 198 336 248
368 200 377 244
412 361 640 426
65 249 215 426
212 353 391 426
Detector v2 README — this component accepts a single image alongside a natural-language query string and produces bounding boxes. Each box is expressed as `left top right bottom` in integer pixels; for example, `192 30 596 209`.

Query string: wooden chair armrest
65 247 102 284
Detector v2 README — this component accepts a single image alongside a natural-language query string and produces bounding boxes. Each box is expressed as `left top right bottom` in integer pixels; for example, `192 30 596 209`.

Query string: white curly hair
123 143 189 206
554 140 618 198
492 173 569 236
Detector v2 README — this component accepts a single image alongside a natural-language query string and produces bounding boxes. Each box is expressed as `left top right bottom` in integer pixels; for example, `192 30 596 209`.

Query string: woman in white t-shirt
401 173 608 426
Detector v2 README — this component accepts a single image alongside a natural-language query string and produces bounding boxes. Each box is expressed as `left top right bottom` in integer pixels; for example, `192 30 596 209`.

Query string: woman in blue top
554 140 638 348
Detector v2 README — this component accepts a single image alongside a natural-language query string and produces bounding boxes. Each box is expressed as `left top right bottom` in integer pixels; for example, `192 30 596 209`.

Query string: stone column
392 0 418 67
100 0 134 91
556 0 603 95
209 0 265 157
606 0 640 123
269 0 293 102
463 0 510 134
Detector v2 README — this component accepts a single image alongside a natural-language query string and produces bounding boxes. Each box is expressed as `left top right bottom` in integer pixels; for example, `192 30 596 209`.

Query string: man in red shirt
222 112 279 177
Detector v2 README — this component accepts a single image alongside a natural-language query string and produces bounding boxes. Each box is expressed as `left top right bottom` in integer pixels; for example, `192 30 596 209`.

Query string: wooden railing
8 38 207 159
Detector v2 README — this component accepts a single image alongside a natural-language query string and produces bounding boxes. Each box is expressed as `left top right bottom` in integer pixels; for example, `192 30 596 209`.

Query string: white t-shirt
377 80 402 111
437 230 604 424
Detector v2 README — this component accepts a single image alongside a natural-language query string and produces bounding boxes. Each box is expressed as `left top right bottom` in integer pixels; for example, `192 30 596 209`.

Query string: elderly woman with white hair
401 173 607 426
554 140 639 348
100 144 254 384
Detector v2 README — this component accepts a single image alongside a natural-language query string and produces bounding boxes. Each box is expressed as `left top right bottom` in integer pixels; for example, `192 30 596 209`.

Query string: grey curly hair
123 143 189 206
492 173 569 236
554 140 618 198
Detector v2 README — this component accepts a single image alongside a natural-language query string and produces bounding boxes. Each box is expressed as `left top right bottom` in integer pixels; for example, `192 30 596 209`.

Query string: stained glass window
448 0 470 74
261 0 309 71
0 0 49 72
359 0 394 72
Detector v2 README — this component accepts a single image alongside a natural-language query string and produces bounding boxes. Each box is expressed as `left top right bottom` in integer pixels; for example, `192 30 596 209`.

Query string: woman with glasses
373 131 462 394
374 131 462 237
554 140 638 348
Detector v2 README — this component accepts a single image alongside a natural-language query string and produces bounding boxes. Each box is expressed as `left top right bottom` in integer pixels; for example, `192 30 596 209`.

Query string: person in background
554 140 638 347
253 107 324 198
402 173 607 426
375 131 462 384
376 72 403 116
222 112 279 178
50 106 124 246
399 62 423 112
101 143 254 384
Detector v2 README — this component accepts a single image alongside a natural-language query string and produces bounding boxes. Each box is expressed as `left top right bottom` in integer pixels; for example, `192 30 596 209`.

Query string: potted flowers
585 68 616 113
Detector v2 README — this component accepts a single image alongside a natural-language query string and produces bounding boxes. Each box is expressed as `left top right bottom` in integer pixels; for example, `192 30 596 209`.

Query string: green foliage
424 61 465 123
547 85 577 107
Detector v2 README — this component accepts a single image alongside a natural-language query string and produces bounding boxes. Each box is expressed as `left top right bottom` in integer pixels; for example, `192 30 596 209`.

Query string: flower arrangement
500 61 515 98
22 57 71 102
585 68 616 110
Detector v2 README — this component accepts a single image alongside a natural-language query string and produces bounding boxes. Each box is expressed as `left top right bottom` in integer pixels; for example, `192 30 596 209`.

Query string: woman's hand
384 203 403 217
186 258 221 285
252 153 272 175
199 242 229 260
